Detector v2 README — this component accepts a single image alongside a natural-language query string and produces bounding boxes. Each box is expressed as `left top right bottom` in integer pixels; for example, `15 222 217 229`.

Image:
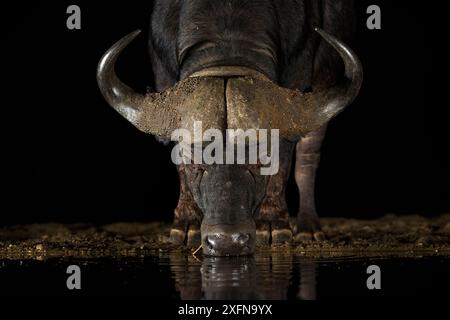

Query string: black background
2 1 448 225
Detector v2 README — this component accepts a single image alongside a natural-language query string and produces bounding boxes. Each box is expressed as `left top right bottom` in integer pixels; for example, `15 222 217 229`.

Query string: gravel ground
1 214 449 260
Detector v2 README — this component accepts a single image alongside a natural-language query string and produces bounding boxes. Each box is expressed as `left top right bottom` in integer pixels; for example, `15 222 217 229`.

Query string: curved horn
311 27 363 121
97 31 227 138
225 28 363 139
97 30 147 127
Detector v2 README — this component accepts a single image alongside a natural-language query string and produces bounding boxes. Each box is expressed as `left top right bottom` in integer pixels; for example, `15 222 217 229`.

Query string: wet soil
1 214 449 260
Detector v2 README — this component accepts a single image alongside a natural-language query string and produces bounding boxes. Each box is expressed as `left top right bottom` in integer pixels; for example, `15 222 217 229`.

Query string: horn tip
131 29 142 37
125 30 142 43
120 29 142 44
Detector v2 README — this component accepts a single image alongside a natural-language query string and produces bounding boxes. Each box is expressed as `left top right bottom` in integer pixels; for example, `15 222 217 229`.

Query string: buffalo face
184 164 267 256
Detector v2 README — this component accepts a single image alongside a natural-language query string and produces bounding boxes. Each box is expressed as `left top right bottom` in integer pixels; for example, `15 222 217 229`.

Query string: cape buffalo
97 0 362 256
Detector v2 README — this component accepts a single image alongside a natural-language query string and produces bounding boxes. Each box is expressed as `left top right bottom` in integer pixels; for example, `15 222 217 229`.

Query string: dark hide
149 0 354 90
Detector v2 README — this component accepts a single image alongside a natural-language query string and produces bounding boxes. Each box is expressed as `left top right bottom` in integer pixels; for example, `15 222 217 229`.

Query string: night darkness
2 1 447 226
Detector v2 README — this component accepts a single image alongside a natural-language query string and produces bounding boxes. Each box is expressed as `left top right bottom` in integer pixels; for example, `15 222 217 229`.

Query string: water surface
0 254 448 299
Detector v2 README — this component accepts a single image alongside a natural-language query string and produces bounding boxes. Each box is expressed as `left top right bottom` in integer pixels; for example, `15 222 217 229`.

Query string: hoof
255 221 293 245
313 231 326 241
169 228 186 245
271 228 293 244
169 220 201 247
256 222 270 245
256 230 271 245
186 228 201 248
294 231 326 243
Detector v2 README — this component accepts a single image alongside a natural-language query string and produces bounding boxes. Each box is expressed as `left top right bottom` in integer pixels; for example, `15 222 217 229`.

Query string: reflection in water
168 253 317 300
297 260 317 300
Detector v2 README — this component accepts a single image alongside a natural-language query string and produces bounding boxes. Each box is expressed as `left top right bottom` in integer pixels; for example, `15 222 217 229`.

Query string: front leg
256 141 295 245
294 126 327 242
169 164 203 247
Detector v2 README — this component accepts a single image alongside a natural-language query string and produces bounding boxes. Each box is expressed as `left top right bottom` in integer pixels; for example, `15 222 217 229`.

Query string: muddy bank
1 214 449 260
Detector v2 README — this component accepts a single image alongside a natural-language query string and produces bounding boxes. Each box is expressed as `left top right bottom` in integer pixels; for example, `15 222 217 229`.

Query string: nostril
206 236 216 248
231 233 250 245
206 235 218 249
206 234 226 249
